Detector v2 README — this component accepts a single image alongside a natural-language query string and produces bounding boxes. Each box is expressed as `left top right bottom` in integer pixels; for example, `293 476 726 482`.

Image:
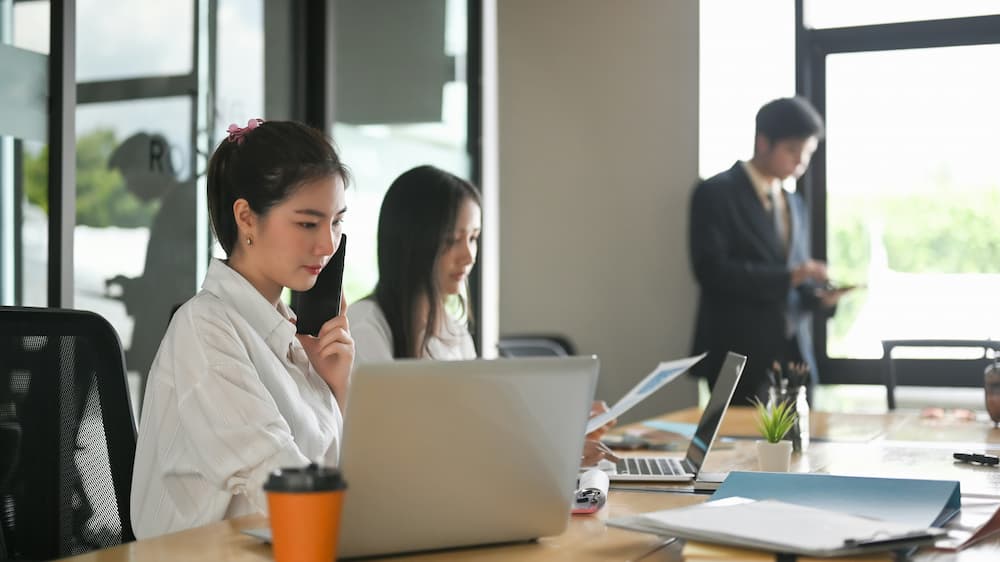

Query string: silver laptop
335 356 598 558
607 352 746 482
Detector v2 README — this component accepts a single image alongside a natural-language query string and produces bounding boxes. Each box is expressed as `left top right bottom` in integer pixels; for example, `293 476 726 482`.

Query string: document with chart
586 353 705 434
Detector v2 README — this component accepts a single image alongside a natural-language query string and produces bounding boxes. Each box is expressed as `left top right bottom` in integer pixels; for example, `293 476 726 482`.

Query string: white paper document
608 497 944 557
935 495 1000 550
585 353 705 434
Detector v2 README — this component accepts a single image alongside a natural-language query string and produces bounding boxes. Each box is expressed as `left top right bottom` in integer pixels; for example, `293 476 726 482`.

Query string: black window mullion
807 15 1000 54
76 75 198 105
48 0 75 307
466 0 483 356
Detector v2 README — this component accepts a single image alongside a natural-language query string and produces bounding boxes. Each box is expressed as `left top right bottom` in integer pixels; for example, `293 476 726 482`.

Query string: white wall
497 1 701 422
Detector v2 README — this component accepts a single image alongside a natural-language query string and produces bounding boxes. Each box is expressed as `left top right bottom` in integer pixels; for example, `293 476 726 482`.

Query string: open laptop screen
336 356 599 558
685 352 747 471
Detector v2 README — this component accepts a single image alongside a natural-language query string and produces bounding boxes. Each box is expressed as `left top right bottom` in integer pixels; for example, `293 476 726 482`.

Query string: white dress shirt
348 299 476 364
131 259 343 538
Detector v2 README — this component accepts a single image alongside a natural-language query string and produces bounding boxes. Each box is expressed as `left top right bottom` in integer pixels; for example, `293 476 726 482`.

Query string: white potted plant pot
756 440 793 472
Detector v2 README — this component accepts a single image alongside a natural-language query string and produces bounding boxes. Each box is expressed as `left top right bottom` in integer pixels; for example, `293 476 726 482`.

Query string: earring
246 236 253 246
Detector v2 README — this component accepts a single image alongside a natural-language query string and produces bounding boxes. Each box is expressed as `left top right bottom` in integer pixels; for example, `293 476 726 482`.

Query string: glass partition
74 98 196 381
1 0 50 307
73 0 201 414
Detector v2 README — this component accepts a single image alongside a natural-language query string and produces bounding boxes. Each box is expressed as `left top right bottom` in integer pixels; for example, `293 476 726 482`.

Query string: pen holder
768 384 810 453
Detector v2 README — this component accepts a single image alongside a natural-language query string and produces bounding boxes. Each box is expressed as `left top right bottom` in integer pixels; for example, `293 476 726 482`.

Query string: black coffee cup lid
263 463 346 492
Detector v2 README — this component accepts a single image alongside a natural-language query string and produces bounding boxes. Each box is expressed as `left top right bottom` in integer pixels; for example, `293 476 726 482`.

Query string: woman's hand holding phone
296 292 354 413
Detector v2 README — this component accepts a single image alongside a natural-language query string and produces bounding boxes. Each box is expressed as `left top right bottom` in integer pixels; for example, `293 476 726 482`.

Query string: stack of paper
710 472 962 529
682 540 892 562
609 497 943 557
707 471 1000 551
936 495 1000 550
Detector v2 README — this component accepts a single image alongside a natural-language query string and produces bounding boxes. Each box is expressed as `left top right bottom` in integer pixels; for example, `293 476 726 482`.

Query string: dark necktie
770 188 796 338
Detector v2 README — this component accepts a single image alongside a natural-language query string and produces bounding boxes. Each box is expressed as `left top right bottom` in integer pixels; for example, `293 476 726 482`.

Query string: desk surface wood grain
60 408 1000 561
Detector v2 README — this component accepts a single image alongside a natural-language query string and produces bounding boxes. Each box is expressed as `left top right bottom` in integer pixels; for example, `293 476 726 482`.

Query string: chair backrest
881 339 1000 410
497 334 576 358
0 306 137 560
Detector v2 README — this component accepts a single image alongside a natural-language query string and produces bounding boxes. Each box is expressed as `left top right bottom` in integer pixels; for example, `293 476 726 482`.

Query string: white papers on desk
936 495 1000 550
608 497 944 557
585 353 704 434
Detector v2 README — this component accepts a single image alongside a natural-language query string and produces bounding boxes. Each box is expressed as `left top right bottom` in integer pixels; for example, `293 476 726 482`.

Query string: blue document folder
711 472 961 528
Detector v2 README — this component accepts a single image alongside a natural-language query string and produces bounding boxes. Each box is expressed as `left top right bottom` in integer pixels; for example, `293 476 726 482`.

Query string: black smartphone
291 233 346 336
823 281 865 292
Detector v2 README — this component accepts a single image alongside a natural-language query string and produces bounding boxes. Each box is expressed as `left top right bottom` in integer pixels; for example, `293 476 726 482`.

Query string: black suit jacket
689 162 824 398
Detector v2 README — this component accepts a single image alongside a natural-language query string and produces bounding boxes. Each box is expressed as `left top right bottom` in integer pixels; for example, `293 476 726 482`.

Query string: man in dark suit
689 97 848 405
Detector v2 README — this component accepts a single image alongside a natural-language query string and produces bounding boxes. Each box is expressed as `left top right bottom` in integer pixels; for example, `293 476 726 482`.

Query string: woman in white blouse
349 166 618 466
349 165 480 363
131 120 354 538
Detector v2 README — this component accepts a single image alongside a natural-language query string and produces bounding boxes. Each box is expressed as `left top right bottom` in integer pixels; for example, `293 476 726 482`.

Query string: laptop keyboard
616 457 688 476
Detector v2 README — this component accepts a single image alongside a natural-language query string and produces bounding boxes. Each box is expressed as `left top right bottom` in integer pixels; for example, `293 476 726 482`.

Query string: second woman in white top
349 165 618 466
349 165 480 363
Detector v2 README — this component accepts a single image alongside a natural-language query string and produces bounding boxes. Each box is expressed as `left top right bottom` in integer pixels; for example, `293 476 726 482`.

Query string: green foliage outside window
880 190 1000 274
826 184 1000 346
24 129 159 228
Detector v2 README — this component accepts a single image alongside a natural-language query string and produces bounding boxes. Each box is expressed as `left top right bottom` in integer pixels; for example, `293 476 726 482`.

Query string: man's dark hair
755 97 825 143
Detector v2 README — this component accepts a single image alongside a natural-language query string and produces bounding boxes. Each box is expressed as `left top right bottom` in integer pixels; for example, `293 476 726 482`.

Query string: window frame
796 0 1000 386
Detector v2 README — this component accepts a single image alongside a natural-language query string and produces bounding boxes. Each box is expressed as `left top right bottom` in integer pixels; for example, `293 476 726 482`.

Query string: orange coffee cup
264 463 347 562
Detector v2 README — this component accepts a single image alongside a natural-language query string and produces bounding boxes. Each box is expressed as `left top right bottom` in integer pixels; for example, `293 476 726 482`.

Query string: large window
209 0 477 311
700 2 1000 394
3 0 482 414
825 45 1000 360
70 0 206 414
333 0 472 304
799 4 1000 386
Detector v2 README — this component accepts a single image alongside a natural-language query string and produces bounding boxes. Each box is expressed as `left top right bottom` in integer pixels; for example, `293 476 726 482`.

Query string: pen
953 452 1000 466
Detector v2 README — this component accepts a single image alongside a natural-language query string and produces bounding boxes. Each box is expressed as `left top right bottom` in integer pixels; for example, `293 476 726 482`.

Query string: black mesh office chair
0 306 137 560
497 334 577 357
882 339 1000 410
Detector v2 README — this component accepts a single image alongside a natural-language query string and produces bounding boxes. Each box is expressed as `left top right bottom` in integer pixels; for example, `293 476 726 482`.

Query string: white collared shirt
348 299 476 364
131 259 343 538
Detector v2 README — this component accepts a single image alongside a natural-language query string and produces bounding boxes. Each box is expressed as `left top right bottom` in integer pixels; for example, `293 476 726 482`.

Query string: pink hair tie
226 118 263 145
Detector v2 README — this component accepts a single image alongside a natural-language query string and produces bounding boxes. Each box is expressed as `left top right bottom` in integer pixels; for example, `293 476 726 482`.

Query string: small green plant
752 398 798 444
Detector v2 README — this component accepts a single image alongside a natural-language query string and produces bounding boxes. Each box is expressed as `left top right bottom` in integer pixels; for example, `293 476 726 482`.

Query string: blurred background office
1 0 998 421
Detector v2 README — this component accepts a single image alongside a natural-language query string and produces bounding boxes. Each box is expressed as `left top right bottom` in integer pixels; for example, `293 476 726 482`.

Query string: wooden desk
61 409 1000 561
641 407 1000 495
650 405 902 441
654 406 1000 446
61 494 702 562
